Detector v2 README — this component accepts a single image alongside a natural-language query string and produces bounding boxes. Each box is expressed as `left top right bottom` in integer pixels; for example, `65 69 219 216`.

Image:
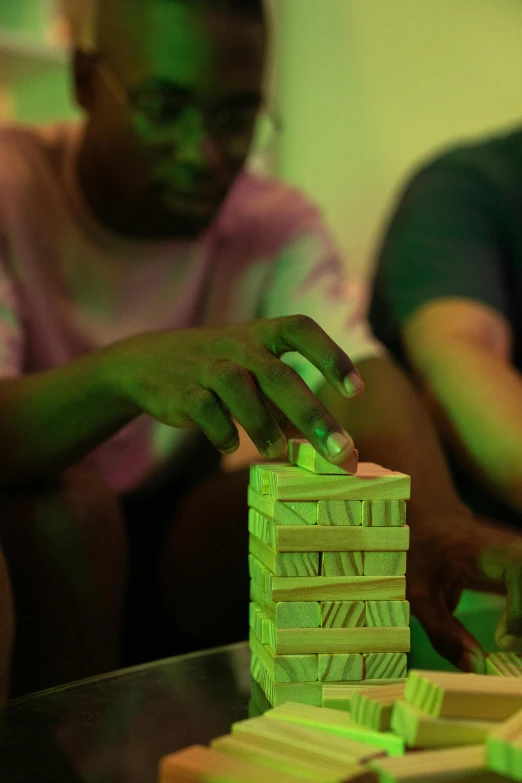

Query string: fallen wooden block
253 464 411 501
365 601 410 628
159 744 315 783
405 670 522 721
268 626 411 656
212 732 368 783
351 684 406 731
322 681 407 712
249 534 320 576
250 518 410 553
392 699 498 749
289 439 357 475
369 744 501 783
321 601 366 629
486 653 522 677
248 486 317 526
487 705 522 780
362 501 406 528
318 500 363 526
264 702 405 756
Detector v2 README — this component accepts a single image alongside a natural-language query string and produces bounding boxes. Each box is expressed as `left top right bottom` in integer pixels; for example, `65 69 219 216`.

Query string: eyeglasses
96 59 283 159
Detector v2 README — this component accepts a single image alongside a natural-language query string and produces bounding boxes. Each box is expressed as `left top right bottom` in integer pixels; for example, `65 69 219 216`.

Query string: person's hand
105 315 363 466
408 506 522 673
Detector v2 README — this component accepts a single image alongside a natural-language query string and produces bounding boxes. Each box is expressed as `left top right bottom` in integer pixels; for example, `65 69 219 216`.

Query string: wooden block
487 706 522 779
406 670 522 720
211 732 365 783
362 501 406 527
363 552 407 577
256 522 410 554
365 601 410 628
251 584 321 628
322 680 408 712
159 744 316 783
321 552 364 576
318 500 363 526
352 684 406 731
321 601 366 628
288 439 357 475
270 627 410 656
250 462 294 493
271 573 406 603
248 486 317 526
364 653 408 680
250 656 322 707
486 653 522 677
249 603 271 644
392 700 498 749
250 631 318 683
319 654 364 682
249 554 267 593
369 744 494 783
264 465 411 501
264 702 405 756
249 535 320 577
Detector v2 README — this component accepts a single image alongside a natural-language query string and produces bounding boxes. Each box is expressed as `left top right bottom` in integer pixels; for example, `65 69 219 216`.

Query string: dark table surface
0 641 268 783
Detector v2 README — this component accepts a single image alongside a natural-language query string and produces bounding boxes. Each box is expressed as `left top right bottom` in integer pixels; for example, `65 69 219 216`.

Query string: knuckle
186 388 218 420
286 314 317 336
261 361 295 389
300 407 330 432
208 359 248 388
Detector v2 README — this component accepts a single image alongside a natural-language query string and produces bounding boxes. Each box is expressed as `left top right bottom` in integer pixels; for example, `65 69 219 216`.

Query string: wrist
95 342 142 419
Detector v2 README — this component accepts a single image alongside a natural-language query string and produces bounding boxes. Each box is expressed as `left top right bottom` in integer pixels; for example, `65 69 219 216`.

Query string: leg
0 544 14 705
0 468 128 696
160 467 250 654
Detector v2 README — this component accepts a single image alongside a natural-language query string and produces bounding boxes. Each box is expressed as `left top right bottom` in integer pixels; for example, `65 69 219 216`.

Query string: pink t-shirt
0 123 383 493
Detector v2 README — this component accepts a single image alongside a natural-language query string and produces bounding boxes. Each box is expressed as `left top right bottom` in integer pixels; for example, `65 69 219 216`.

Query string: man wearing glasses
0 0 521 700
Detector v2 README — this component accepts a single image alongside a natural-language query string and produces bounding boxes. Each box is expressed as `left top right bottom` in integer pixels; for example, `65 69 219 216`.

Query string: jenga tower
248 439 411 708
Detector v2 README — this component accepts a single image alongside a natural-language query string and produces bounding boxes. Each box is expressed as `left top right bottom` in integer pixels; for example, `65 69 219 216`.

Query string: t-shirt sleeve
259 202 384 393
371 154 508 350
0 243 24 378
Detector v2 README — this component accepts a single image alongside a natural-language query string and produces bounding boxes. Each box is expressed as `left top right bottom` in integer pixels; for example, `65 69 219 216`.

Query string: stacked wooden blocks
248 439 411 707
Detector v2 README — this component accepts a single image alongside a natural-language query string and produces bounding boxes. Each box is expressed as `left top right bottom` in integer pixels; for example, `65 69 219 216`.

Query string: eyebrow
143 79 263 108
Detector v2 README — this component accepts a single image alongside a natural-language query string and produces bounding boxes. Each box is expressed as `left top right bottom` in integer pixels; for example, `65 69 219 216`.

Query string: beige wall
274 0 522 277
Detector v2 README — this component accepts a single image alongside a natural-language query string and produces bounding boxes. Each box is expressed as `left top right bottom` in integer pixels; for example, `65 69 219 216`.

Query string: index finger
496 565 522 650
262 315 365 399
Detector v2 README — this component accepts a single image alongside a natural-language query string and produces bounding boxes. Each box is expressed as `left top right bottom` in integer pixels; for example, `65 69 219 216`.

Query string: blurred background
1 0 522 281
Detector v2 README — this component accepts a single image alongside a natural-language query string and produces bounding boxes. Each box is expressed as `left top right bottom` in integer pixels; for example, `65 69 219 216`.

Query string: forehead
104 2 267 95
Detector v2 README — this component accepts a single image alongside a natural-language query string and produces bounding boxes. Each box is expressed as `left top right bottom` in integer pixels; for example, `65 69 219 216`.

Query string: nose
174 107 222 167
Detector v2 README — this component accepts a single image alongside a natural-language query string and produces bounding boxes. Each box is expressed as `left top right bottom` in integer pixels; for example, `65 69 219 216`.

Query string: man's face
76 2 267 239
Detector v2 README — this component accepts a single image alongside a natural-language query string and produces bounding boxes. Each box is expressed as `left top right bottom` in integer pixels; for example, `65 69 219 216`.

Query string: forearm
0 348 138 487
319 356 466 517
415 340 522 514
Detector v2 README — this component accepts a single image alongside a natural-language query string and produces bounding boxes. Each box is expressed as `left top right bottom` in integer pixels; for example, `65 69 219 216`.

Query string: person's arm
403 297 522 513
319 355 522 671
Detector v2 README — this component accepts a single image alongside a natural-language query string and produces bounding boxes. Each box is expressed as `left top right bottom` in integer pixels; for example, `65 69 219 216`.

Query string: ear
72 49 99 111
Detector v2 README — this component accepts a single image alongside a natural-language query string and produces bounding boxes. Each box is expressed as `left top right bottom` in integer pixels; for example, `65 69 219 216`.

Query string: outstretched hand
408 507 522 673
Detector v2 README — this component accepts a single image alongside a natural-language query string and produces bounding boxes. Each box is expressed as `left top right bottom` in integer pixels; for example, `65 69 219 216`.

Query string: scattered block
319 654 364 682
289 439 357 475
351 684 406 731
249 535 320 577
318 500 363 526
364 653 408 680
211 732 366 783
363 552 407 577
159 744 314 783
486 653 522 677
369 744 492 783
391 699 498 749
487 706 522 779
362 501 406 527
250 521 410 553
321 601 366 629
248 487 317 526
250 631 318 683
264 702 405 756
405 670 522 721
322 680 407 712
270 626 410 656
322 552 364 576
261 465 411 502
365 601 410 628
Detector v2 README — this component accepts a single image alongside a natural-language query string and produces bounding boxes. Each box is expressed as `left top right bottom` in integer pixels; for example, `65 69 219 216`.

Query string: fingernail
263 437 287 459
344 370 364 397
500 634 519 651
459 651 485 674
327 430 352 459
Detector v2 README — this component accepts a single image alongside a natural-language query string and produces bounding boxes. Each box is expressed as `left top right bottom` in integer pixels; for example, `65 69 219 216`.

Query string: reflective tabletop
0 641 267 783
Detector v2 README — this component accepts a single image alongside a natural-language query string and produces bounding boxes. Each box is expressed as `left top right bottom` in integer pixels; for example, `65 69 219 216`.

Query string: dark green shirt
371 126 522 525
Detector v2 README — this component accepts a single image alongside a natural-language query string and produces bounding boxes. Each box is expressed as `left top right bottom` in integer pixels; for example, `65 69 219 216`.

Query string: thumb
413 594 486 674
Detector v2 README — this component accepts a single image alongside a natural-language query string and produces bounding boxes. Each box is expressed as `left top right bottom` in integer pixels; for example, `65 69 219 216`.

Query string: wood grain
362 501 406 527
271 626 411 655
317 500 363 526
363 552 407 577
364 653 408 680
265 465 411 501
318 654 364 682
248 486 317 526
249 535 320 577
288 439 356 475
365 601 410 628
321 552 364 576
321 601 366 628
250 631 318 683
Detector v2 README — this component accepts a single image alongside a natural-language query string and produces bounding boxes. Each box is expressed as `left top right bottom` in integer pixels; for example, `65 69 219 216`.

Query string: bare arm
403 297 522 514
